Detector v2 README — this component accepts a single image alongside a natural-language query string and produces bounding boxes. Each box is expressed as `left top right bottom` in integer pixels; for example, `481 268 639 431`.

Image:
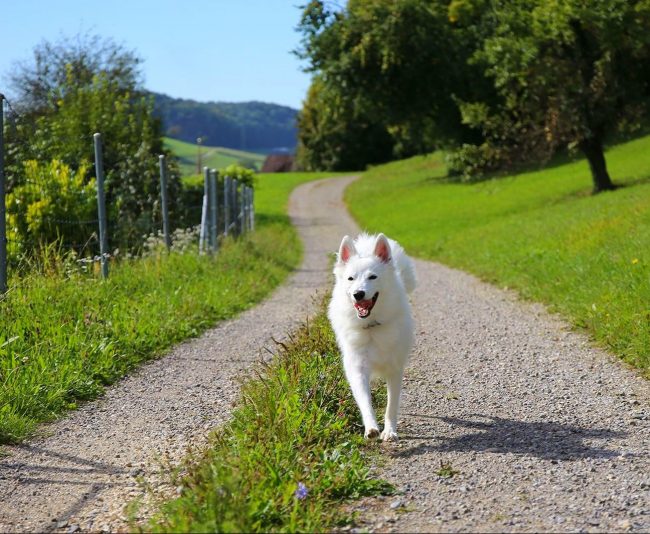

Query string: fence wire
0 94 255 291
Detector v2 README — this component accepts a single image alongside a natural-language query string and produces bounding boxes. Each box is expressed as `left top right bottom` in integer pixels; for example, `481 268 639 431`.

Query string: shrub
221 163 256 187
7 159 97 259
445 142 506 182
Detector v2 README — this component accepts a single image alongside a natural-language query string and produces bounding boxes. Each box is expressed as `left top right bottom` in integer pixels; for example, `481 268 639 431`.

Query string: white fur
328 233 416 441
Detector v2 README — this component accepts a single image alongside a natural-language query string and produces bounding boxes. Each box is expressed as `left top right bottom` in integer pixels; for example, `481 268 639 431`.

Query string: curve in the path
0 175 359 533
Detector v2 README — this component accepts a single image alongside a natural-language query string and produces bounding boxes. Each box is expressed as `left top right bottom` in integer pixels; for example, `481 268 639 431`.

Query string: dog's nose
353 290 365 301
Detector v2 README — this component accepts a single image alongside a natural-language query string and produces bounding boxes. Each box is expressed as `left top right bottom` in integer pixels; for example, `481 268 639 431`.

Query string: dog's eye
368 275 377 280
347 276 354 281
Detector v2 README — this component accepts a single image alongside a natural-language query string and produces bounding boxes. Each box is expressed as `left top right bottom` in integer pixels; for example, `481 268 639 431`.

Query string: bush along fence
0 94 254 293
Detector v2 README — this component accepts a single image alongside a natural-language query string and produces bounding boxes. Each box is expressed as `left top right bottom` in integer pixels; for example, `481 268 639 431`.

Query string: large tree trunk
580 137 616 193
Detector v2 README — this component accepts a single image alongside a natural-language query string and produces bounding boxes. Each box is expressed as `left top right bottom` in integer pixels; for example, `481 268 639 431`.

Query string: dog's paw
364 427 380 439
380 429 399 442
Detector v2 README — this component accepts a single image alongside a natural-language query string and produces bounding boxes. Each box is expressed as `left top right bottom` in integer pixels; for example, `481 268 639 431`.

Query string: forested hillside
151 92 298 152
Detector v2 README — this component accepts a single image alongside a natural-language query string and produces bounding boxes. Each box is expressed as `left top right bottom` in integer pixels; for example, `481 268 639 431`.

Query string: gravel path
2 175 648 533
0 176 359 533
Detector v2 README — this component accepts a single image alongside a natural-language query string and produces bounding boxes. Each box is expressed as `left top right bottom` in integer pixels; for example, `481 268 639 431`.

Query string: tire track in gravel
0 175 360 533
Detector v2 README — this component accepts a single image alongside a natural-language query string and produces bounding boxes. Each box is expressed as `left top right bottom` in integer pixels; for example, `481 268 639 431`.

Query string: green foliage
221 163 256 187
6 159 97 258
5 33 182 253
347 134 650 373
450 0 650 189
9 32 142 115
149 311 391 532
297 0 650 187
295 0 485 170
436 461 460 479
296 76 393 171
444 142 505 181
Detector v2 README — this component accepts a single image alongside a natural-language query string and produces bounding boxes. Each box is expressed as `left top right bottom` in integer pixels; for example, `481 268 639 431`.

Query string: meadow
0 172 330 444
347 134 650 373
164 137 266 175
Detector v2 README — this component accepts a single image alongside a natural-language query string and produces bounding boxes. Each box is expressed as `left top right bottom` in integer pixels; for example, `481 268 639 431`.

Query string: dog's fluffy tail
389 239 417 294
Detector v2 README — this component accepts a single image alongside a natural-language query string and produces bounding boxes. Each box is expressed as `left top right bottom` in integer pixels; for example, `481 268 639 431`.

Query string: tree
5 33 182 250
296 76 393 171
453 0 650 192
295 0 488 168
9 33 142 115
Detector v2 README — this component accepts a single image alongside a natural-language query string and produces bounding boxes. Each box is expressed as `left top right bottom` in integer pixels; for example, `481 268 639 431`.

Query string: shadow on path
396 414 627 461
0 444 129 487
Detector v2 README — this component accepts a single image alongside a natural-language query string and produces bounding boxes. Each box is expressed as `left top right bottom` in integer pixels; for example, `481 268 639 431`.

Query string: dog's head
334 233 392 320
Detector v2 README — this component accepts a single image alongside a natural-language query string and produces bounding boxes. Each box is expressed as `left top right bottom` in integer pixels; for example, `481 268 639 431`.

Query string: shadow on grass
427 149 585 185
255 213 290 226
395 413 626 461
432 140 650 194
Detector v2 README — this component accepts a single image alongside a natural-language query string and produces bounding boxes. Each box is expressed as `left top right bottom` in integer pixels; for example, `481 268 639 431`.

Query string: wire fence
0 94 255 293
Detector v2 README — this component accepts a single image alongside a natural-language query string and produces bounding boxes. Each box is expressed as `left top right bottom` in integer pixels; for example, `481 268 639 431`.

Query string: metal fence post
93 133 109 279
241 186 247 234
223 175 230 236
199 166 209 254
243 187 250 233
158 155 171 250
232 179 239 236
239 183 246 235
0 95 7 293
209 168 218 254
248 187 255 232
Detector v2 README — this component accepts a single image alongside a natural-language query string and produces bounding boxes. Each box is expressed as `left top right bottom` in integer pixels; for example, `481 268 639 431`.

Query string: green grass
0 171 330 444
148 309 390 532
164 137 266 175
347 134 650 373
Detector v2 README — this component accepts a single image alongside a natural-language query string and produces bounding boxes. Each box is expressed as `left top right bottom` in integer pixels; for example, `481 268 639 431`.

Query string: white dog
328 233 416 441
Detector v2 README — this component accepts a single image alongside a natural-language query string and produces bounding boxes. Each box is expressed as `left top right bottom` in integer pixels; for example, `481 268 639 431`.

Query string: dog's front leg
344 360 379 438
381 370 403 441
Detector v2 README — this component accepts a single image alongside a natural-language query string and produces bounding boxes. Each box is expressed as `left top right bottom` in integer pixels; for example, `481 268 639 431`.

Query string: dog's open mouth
354 292 379 319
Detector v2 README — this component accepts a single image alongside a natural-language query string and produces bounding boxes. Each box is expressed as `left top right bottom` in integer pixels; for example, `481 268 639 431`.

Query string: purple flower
294 482 309 500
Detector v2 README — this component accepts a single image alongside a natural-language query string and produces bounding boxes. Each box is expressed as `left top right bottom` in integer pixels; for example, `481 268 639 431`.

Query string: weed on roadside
147 311 392 532
436 461 460 479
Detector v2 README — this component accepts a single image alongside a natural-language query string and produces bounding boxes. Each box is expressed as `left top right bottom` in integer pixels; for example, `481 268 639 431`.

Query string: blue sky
0 0 312 109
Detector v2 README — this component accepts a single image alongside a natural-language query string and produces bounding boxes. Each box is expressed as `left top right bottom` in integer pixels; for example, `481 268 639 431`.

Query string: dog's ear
338 235 356 264
374 233 391 263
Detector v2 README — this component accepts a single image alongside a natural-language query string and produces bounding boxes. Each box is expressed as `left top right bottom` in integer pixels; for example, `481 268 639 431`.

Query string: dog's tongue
354 300 374 318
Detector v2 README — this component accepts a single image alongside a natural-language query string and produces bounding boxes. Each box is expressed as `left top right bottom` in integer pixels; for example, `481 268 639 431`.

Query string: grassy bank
347 134 650 373
0 172 329 443
164 137 265 175
148 309 390 532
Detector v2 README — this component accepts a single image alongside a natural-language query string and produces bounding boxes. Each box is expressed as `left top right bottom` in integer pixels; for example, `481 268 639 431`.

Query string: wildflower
294 482 308 500
632 258 639 265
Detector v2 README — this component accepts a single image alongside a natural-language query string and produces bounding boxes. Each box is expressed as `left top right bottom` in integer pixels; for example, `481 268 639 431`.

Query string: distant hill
151 92 298 152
